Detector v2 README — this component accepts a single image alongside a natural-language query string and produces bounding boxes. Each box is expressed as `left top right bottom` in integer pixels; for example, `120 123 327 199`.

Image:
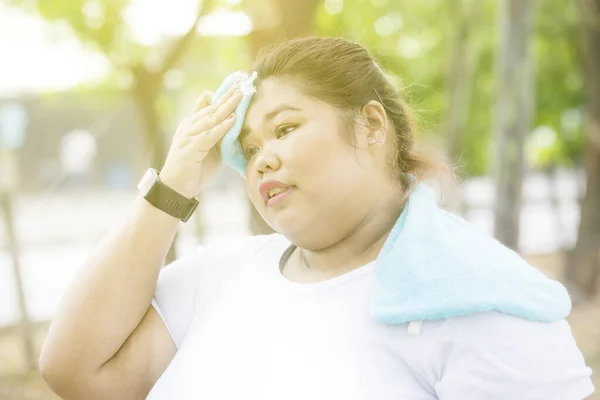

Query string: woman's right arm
39 85 242 400
39 196 180 400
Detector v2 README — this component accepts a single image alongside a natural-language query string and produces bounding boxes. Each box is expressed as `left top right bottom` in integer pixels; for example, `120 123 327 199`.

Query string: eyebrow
240 104 302 142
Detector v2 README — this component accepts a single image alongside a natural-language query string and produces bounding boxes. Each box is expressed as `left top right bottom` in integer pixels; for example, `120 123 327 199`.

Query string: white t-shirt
147 234 595 400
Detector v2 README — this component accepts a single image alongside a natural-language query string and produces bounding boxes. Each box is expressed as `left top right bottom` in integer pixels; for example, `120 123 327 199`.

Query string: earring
368 138 377 146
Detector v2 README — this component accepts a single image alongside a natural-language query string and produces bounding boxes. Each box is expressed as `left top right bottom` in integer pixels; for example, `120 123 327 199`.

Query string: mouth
258 180 296 207
265 186 295 207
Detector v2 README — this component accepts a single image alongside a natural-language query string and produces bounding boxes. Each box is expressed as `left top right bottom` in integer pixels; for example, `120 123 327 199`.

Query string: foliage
8 0 587 176
315 0 584 175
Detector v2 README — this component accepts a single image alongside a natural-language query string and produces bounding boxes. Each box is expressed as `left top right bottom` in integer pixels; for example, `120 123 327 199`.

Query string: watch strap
144 175 199 222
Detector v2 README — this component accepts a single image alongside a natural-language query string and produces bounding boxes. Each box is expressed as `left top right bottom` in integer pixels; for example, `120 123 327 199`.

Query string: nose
253 141 282 174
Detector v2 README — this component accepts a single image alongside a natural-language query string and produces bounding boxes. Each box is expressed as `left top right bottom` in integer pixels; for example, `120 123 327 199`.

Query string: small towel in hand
211 71 258 177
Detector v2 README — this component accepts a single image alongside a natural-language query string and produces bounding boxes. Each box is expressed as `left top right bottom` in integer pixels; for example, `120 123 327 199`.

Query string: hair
251 36 455 197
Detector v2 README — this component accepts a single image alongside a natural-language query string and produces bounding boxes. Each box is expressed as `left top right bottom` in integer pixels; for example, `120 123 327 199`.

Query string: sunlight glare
197 9 252 37
0 4 110 96
122 0 200 46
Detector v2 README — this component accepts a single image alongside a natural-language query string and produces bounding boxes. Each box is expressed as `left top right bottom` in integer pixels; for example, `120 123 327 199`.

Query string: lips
259 180 292 202
266 187 294 207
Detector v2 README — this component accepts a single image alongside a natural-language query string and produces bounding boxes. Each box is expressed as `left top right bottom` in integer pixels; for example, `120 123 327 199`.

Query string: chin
273 216 319 245
263 211 298 234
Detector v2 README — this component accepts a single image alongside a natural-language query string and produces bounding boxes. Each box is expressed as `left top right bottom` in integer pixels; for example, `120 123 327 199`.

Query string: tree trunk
0 189 36 373
132 69 166 170
245 0 322 57
546 165 566 251
132 67 178 264
444 0 483 164
128 6 208 262
492 0 534 251
566 0 600 298
244 0 322 235
443 0 484 214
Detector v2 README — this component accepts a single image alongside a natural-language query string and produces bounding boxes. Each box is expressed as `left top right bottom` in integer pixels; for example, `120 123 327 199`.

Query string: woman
39 37 594 399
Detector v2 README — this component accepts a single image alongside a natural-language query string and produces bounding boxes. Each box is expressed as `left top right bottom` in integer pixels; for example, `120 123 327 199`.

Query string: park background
0 0 599 398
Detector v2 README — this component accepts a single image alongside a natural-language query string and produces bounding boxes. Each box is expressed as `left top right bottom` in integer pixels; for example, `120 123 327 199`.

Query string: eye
244 145 260 160
276 124 297 137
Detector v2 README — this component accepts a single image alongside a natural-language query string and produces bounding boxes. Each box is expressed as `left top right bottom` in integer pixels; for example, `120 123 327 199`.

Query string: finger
214 81 240 110
189 104 217 124
198 113 236 152
213 90 243 123
189 83 239 123
192 90 242 133
191 91 214 114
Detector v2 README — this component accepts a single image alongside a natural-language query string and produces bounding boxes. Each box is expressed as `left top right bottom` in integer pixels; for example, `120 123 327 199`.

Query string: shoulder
152 233 287 347
437 312 584 355
157 233 285 293
428 312 595 399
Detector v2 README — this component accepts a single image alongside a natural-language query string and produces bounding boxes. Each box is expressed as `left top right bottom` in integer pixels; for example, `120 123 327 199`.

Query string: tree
443 0 484 165
245 0 322 58
0 189 35 372
243 0 322 235
10 0 213 262
440 0 484 212
491 0 534 250
565 0 600 298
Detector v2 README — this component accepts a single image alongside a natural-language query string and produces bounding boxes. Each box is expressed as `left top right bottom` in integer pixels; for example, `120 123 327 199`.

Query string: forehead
243 79 310 131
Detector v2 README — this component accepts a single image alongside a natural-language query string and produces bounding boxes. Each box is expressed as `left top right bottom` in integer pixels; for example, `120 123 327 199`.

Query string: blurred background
0 0 599 398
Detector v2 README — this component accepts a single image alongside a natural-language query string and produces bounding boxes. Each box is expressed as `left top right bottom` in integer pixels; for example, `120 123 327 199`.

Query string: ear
359 100 389 147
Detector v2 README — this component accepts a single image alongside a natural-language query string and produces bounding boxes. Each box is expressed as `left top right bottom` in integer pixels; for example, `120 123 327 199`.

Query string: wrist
158 168 200 199
136 194 181 223
138 168 200 222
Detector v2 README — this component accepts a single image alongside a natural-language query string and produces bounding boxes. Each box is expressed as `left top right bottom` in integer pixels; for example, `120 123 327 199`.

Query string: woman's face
241 79 392 249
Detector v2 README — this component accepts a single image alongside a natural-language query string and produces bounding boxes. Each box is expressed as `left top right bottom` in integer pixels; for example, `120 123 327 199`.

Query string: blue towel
211 71 258 176
212 72 572 325
371 183 571 324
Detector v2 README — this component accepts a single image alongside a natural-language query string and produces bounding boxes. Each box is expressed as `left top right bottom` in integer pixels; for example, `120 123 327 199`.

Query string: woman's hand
160 83 242 198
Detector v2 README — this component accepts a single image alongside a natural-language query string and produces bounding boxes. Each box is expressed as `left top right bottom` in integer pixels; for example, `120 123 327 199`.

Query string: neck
298 190 407 275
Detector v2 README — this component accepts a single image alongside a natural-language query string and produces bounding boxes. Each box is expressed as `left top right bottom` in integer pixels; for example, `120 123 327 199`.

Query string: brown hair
251 36 454 192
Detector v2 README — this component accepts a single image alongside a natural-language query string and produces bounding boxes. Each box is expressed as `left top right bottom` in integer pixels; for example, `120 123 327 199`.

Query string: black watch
137 168 199 222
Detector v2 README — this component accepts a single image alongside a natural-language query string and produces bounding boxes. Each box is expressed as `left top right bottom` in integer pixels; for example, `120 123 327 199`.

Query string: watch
137 168 199 222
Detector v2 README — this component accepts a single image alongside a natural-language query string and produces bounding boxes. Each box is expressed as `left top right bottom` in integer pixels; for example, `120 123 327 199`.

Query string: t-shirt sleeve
150 250 205 349
432 313 595 400
150 233 280 349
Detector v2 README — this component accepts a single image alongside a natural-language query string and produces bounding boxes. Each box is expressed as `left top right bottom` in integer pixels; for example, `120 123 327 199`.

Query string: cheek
305 139 374 193
296 144 364 199
288 129 347 170
304 138 358 176
244 168 261 201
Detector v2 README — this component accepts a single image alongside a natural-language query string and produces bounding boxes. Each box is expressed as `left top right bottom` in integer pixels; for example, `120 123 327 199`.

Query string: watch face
138 168 158 195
